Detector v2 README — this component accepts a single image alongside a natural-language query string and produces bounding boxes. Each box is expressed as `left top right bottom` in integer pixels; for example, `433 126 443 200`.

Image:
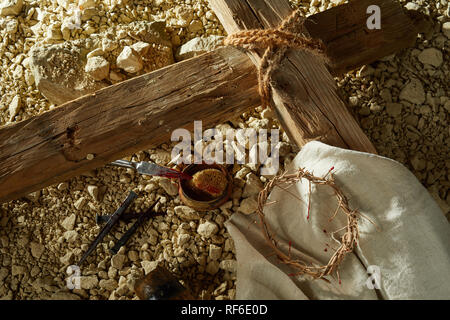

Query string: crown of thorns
256 167 377 283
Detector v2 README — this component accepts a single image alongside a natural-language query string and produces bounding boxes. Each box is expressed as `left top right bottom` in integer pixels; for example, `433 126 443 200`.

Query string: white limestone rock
0 0 23 16
28 41 108 105
87 185 99 201
116 46 143 73
61 214 76 231
74 197 86 210
442 22 450 39
8 95 21 122
141 261 158 275
111 254 126 269
175 35 224 61
63 230 78 243
158 178 178 196
174 206 201 220
197 221 219 238
130 41 151 56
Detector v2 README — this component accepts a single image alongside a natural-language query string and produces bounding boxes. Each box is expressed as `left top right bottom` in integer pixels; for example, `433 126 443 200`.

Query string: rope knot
225 9 328 109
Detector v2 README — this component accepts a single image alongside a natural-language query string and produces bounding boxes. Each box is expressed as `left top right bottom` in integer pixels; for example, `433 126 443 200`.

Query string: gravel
0 0 448 301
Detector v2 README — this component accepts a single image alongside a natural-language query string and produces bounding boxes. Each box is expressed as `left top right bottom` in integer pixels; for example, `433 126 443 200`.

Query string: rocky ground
0 0 449 300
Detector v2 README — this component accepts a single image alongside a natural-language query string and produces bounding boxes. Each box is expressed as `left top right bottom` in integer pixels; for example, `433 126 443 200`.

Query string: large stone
141 260 158 275
417 48 443 67
130 41 151 56
28 41 108 105
111 254 126 269
85 56 110 81
0 268 8 282
0 0 23 16
61 213 76 231
404 2 420 10
219 259 237 273
25 190 41 203
175 35 224 61
177 233 191 246
197 221 219 238
174 5 194 27
121 20 172 47
149 149 172 165
57 182 69 191
410 154 426 171
60 251 73 265
188 20 203 33
399 79 425 105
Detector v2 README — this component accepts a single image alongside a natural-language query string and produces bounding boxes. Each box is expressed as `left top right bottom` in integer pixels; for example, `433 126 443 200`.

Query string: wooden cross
0 0 417 203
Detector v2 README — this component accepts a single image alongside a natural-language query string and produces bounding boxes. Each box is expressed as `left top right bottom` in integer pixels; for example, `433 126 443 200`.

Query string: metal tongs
111 160 192 180
77 190 137 266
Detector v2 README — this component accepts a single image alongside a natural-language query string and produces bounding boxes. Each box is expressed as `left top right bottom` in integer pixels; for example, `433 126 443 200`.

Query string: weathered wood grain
0 47 259 203
210 0 380 153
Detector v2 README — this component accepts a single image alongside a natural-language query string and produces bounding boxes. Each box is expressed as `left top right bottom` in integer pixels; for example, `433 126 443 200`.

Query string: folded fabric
226 141 450 300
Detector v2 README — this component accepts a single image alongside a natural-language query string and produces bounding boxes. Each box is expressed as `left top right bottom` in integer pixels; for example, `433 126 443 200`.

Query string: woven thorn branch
256 167 365 282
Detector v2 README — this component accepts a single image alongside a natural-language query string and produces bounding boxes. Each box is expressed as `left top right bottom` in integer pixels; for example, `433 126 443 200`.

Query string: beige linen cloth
226 141 450 300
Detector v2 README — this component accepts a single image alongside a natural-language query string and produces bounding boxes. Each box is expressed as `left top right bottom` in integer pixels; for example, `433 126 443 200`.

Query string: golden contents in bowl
190 168 228 198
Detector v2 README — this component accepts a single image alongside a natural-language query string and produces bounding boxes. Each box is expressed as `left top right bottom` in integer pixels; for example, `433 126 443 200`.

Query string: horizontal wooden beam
304 0 417 75
0 47 259 203
0 0 417 204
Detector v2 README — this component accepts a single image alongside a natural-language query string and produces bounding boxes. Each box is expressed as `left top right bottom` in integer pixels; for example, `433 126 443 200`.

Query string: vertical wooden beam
210 0 383 153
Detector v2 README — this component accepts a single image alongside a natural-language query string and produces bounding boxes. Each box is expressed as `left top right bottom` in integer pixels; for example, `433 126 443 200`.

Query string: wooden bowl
178 163 232 211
